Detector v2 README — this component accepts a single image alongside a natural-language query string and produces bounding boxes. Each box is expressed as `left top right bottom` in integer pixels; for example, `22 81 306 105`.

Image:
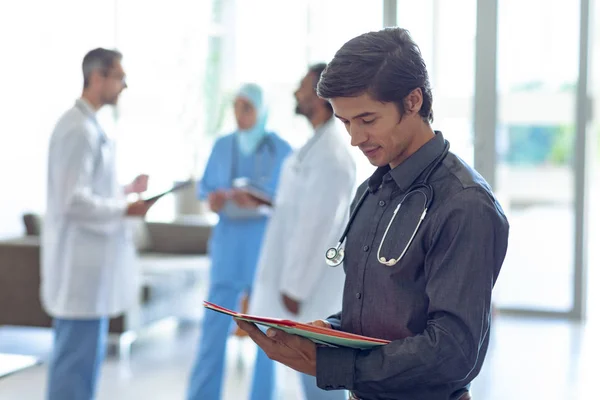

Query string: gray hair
82 48 122 88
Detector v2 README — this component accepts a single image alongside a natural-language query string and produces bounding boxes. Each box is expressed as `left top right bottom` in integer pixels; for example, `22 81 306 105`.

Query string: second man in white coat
248 64 356 400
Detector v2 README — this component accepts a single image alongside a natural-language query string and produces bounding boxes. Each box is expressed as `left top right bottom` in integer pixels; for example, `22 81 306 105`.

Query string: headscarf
235 83 268 155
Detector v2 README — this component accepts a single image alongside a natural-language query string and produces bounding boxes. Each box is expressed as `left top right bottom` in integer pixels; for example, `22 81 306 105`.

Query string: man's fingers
236 320 287 361
236 320 275 348
236 320 261 335
310 320 331 329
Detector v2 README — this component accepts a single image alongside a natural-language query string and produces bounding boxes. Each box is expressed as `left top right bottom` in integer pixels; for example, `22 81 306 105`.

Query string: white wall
0 0 117 238
0 0 213 236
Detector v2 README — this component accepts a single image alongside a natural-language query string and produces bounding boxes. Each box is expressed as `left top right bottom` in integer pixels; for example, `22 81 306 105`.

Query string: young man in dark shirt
237 27 509 400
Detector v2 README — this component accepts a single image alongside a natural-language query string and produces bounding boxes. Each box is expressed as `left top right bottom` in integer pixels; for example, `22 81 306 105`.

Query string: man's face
294 72 319 117
100 61 127 105
330 90 423 168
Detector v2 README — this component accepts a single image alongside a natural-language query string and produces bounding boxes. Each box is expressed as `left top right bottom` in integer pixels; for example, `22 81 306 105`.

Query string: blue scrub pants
187 284 275 400
46 317 108 400
251 349 346 400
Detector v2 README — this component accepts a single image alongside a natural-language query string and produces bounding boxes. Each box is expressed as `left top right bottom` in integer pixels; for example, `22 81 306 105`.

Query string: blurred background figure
186 83 292 400
248 63 355 400
42 48 155 400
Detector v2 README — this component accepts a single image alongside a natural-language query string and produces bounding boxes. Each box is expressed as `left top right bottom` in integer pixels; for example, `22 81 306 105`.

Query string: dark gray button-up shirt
316 132 509 400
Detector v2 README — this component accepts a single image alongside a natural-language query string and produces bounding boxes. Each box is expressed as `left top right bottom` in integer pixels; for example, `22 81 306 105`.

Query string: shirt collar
75 98 109 143
314 116 335 135
368 131 447 192
75 98 97 118
296 117 336 162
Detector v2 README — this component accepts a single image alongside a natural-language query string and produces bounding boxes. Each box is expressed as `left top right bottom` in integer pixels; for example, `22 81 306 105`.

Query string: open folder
203 301 390 350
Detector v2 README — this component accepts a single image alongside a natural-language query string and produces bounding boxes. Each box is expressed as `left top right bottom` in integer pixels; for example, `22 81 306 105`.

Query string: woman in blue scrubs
187 83 292 400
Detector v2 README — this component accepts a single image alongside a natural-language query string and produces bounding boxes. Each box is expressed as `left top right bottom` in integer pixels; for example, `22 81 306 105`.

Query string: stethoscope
325 141 450 267
231 135 276 186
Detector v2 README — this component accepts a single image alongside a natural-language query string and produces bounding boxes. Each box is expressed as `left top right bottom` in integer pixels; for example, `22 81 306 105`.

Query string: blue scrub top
199 132 292 288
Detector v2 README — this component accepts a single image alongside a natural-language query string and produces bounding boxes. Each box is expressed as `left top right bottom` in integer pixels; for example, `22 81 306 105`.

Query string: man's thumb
310 320 330 328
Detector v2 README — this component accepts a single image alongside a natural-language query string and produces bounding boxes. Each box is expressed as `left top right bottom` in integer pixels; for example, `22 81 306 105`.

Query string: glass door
490 0 589 317
397 0 476 166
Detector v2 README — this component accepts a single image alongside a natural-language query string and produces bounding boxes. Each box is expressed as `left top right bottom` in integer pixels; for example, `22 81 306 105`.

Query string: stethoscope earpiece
378 257 398 267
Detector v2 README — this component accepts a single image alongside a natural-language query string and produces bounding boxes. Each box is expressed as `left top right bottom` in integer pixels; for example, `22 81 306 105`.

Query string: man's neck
389 124 436 169
81 91 103 111
309 109 333 131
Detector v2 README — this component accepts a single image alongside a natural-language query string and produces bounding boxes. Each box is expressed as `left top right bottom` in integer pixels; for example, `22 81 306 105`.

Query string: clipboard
143 180 194 203
203 301 390 349
232 178 273 207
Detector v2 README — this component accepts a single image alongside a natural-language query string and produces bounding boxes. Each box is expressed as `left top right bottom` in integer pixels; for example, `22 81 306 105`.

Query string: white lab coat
249 118 356 323
41 99 137 318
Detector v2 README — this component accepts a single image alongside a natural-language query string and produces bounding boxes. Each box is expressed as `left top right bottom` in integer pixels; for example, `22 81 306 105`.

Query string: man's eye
362 119 375 125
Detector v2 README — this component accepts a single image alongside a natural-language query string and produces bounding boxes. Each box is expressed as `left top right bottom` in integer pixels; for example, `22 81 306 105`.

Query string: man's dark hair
308 63 333 114
317 28 433 123
82 48 123 89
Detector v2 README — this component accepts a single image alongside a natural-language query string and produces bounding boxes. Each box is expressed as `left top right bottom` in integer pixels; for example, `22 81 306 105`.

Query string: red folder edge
203 301 390 345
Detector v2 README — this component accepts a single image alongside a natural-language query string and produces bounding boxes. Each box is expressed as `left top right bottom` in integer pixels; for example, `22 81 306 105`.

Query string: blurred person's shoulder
211 132 236 149
50 102 96 146
265 131 292 154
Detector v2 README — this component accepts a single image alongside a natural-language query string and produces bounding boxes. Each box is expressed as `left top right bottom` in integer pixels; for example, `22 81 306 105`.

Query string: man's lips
361 146 380 156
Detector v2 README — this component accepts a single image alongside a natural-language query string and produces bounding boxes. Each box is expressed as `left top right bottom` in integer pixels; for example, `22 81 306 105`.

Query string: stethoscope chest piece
325 245 344 267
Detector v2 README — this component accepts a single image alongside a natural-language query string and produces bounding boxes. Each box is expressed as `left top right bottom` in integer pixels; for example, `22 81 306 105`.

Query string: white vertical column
573 0 592 320
383 0 397 27
473 0 498 190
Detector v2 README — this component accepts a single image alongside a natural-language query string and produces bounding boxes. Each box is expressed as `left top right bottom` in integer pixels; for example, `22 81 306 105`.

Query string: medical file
203 301 390 349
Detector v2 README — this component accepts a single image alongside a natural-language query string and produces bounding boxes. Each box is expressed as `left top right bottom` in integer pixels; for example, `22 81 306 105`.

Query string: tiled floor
0 314 599 400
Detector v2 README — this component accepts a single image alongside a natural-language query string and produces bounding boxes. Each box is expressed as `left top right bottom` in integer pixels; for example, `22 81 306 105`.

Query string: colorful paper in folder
203 301 390 350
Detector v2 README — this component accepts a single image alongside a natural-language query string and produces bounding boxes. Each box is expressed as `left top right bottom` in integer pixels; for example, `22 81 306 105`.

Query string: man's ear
404 88 423 115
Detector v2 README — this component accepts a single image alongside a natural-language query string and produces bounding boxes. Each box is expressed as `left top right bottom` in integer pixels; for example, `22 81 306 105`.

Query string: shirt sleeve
262 140 292 199
57 128 127 233
325 311 343 330
198 139 225 200
316 187 509 392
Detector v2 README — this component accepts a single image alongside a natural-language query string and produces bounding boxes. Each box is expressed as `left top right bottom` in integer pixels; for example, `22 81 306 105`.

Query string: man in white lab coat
248 64 356 400
41 48 154 400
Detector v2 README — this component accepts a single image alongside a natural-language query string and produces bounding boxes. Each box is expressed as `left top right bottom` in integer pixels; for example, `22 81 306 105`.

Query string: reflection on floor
0 314 598 400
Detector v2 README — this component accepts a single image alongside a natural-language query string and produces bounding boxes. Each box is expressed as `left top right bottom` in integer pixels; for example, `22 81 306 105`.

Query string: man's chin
368 159 388 168
364 152 388 168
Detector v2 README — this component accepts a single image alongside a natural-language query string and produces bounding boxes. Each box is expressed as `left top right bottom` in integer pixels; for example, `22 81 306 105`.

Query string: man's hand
235 320 317 376
307 320 332 329
125 174 149 194
126 199 155 217
208 190 229 213
231 189 261 209
281 293 301 315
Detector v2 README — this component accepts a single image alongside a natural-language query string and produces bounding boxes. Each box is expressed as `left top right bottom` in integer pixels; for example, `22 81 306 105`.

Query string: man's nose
349 125 367 147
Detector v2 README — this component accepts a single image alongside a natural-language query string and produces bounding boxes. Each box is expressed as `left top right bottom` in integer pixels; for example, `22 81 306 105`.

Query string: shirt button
356 293 362 299
363 245 369 252
379 200 386 207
